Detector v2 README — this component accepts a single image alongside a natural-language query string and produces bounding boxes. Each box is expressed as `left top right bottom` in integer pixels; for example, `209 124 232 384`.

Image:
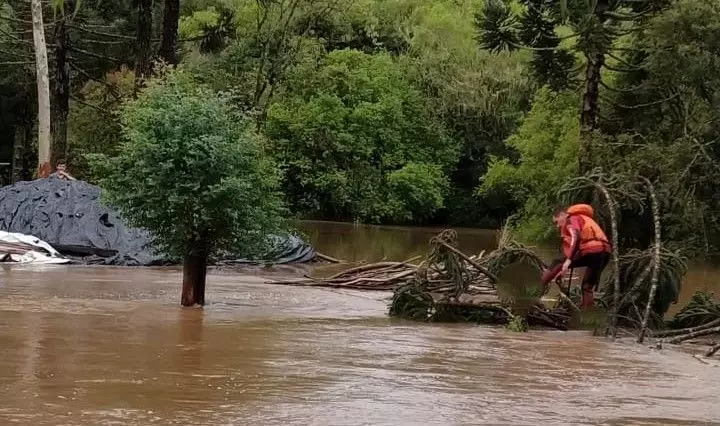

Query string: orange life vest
561 204 611 258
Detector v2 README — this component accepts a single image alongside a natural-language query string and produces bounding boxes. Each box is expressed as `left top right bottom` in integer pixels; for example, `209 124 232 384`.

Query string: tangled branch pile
268 230 499 294
269 228 573 330
388 229 572 329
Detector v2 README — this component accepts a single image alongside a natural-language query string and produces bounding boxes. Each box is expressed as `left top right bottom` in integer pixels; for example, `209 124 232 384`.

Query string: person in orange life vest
541 204 612 309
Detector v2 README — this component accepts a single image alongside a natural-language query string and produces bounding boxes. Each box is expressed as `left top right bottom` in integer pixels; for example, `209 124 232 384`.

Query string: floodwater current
1 222 719 425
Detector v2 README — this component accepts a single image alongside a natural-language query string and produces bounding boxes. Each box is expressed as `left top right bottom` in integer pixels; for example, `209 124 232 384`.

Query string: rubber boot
581 284 594 310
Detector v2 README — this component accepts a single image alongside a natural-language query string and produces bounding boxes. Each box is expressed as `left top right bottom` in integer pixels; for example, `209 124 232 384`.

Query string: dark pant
543 252 610 308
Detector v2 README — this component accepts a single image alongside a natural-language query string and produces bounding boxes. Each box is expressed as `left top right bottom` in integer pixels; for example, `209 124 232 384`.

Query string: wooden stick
325 262 414 280
555 283 581 314
319 265 408 283
436 240 499 283
653 318 720 338
669 325 720 344
706 343 720 357
314 252 344 263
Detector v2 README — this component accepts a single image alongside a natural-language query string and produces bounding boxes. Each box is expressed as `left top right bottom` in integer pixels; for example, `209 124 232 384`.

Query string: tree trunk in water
30 0 52 178
181 250 209 307
158 0 180 65
134 0 153 92
51 0 73 167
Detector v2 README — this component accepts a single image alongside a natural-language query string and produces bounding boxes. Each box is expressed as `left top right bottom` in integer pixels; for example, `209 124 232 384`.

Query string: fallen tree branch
669 325 720 344
314 252 343 263
325 261 416 280
653 318 720 338
555 284 581 315
706 343 720 357
436 240 499 284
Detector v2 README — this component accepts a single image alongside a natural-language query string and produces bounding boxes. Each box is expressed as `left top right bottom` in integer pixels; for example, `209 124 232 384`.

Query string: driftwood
653 318 720 338
314 252 343 264
268 228 570 330
435 240 498 284
267 235 498 295
706 343 720 358
668 325 720 344
554 283 581 314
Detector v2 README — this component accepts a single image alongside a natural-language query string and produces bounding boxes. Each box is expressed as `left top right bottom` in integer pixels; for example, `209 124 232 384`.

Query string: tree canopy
1 0 719 255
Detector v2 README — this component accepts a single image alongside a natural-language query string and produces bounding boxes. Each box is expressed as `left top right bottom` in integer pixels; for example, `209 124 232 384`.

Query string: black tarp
0 178 316 266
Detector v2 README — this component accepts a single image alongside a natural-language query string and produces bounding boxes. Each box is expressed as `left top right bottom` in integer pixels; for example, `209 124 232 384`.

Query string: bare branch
607 52 643 70
0 60 34 64
69 62 121 100
610 93 680 110
68 24 135 40
70 46 125 63
599 79 648 94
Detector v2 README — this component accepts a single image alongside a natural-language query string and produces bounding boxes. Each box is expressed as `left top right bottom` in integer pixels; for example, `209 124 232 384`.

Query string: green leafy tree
265 48 458 223
598 0 720 254
477 0 667 172
93 70 286 306
479 87 579 241
398 0 535 225
68 66 135 180
386 162 450 224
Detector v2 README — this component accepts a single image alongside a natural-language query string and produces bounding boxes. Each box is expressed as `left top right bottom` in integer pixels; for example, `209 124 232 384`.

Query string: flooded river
1 222 720 425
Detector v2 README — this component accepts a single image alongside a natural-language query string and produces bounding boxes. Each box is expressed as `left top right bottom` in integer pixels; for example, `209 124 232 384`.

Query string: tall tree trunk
158 0 180 65
578 0 610 174
134 0 153 92
30 0 52 178
51 0 73 167
579 51 604 173
181 243 209 307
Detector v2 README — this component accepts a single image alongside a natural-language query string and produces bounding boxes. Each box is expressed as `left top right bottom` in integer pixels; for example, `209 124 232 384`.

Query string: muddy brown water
1 222 720 425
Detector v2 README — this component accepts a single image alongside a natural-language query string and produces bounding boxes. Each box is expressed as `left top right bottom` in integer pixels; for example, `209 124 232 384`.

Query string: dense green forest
1 0 719 255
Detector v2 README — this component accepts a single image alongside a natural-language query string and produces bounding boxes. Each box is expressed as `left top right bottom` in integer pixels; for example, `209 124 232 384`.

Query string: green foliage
90 70 286 260
599 0 720 254
506 313 528 332
477 0 577 90
68 67 135 180
4 0 720 253
668 291 720 329
386 163 449 223
479 87 579 241
613 246 688 320
392 0 535 226
179 7 221 40
265 49 458 223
